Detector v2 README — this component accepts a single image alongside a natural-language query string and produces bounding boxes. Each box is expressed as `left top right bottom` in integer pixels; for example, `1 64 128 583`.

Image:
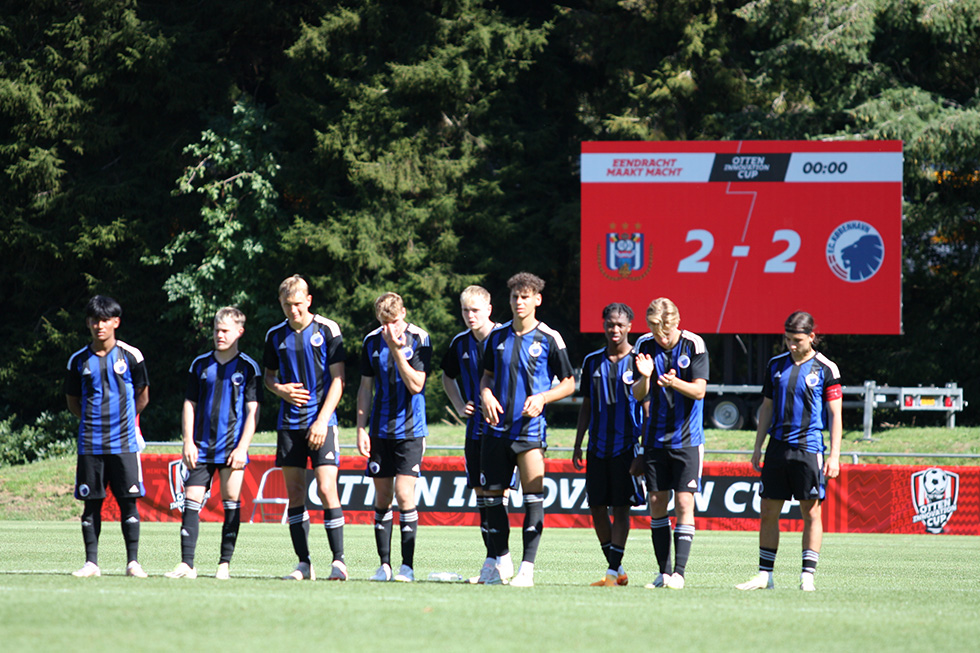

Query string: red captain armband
825 384 843 401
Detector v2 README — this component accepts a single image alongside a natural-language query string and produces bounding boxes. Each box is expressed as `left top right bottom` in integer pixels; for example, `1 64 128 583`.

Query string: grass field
0 523 977 652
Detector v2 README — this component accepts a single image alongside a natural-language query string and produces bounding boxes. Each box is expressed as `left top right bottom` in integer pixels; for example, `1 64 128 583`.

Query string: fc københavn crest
911 467 959 534
598 225 651 280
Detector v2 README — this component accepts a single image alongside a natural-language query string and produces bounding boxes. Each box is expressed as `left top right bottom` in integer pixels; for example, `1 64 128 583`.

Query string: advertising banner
101 455 978 535
580 140 904 334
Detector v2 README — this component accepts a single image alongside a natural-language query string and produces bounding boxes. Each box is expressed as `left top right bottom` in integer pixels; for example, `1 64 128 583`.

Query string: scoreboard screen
580 140 903 334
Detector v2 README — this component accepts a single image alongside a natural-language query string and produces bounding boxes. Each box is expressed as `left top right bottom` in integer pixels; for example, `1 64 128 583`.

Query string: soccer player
573 302 644 587
264 275 347 581
440 285 501 583
736 311 842 592
480 272 575 587
632 297 708 590
356 292 431 582
65 295 150 578
165 307 261 580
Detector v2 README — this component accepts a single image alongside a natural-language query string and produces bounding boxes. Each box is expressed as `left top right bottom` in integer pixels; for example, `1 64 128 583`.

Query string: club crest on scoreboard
598 228 651 280
826 220 884 283
910 467 959 534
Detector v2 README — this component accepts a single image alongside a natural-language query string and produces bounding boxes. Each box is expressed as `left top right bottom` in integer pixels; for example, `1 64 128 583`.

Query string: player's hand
307 417 329 450
750 449 763 473
572 446 584 471
657 368 678 388
356 428 371 457
522 393 545 418
381 322 406 349
629 455 644 477
228 446 247 470
279 382 311 407
635 353 654 379
481 390 503 426
182 441 198 470
823 455 840 479
462 400 476 418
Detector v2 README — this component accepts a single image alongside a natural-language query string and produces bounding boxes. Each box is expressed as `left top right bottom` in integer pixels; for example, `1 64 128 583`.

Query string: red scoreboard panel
580 140 903 334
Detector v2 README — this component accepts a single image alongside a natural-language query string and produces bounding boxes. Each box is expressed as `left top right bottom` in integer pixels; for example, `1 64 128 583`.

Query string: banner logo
826 221 884 282
599 226 651 281
168 459 187 512
911 467 959 533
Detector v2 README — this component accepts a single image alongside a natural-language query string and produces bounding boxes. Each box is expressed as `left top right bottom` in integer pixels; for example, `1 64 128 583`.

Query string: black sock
181 498 202 566
608 544 625 572
759 547 777 572
399 509 418 569
599 540 613 567
323 507 345 563
118 498 140 563
477 496 493 558
650 517 672 574
673 524 695 577
287 506 310 564
485 496 510 558
81 499 103 565
522 493 544 564
374 508 393 566
220 500 240 564
802 549 818 575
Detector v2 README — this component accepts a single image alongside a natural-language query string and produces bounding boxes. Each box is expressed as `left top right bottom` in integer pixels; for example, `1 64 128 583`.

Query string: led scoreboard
580 140 903 334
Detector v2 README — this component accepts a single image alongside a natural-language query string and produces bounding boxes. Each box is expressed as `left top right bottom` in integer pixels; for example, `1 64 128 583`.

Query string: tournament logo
910 467 959 533
528 342 543 358
113 358 129 375
231 371 245 386
677 354 691 370
168 459 187 512
826 221 884 282
310 332 324 347
598 224 651 281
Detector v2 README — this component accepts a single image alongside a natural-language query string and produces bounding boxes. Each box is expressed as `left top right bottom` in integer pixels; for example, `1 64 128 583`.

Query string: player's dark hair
784 311 821 344
507 271 545 294
85 295 122 320
602 302 634 322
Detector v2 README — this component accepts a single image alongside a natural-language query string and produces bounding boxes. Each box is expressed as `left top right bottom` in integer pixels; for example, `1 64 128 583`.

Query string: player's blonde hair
646 297 680 332
460 285 491 305
374 292 405 323
214 306 246 328
278 274 309 300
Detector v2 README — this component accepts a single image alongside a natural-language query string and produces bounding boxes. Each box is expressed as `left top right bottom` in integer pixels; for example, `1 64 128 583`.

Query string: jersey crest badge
677 354 691 369
232 372 245 386
599 227 651 281
911 467 959 534
113 358 129 375
310 332 325 347
400 346 414 360
622 369 634 385
806 371 820 387
528 342 543 358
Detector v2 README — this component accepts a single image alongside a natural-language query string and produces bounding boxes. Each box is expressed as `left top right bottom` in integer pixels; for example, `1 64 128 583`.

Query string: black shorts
586 449 645 507
760 438 825 501
75 453 144 501
481 436 538 492
276 426 340 468
644 445 703 494
183 462 234 489
464 437 482 489
367 436 424 478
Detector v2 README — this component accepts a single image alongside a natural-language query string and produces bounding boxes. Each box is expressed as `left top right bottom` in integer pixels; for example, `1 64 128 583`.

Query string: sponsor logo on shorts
78 483 90 498
113 358 129 375
826 220 884 282
911 467 959 534
677 354 691 369
369 461 381 475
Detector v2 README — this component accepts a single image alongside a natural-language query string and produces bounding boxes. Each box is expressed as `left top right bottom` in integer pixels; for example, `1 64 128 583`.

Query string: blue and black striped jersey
185 351 263 464
580 348 643 458
763 351 841 453
439 328 495 441
65 342 149 455
482 321 574 443
360 323 431 440
263 315 346 430
635 330 709 449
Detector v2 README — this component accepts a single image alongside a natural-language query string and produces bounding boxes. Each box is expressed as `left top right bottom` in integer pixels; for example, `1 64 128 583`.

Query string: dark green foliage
0 411 76 466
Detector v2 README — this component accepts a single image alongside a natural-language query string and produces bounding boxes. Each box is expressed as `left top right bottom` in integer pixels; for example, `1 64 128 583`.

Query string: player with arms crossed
264 275 347 581
632 297 708 591
165 307 261 580
66 295 150 578
573 302 645 587
480 272 576 587
440 285 503 584
357 292 431 582
736 311 842 592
